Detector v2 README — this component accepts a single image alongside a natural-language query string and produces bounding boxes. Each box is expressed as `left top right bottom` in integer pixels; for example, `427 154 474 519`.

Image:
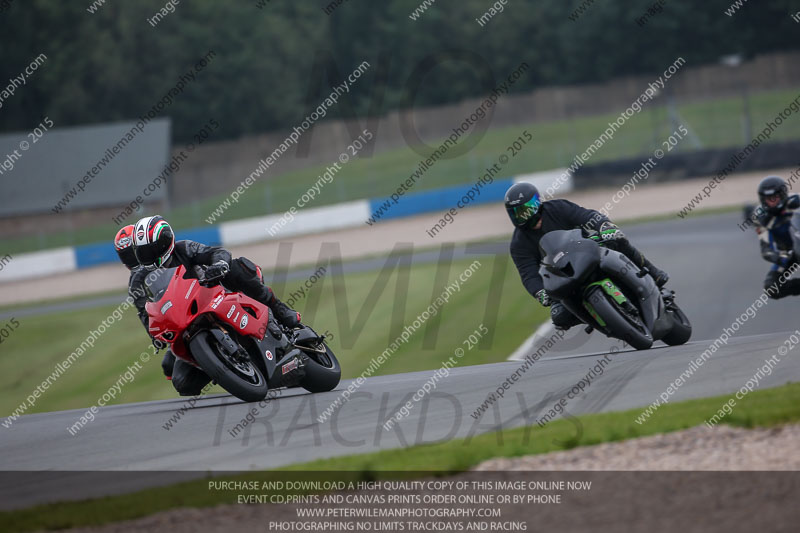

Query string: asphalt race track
2 211 799 509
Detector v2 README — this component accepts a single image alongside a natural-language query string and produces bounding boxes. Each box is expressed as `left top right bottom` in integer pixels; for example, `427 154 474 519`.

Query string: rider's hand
203 260 229 285
589 230 624 243
592 222 625 242
535 289 552 307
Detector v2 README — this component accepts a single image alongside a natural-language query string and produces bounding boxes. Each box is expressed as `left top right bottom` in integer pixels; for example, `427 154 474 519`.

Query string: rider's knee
227 257 271 302
764 275 781 297
171 377 203 396
234 257 264 283
768 287 786 300
551 303 578 329
161 350 175 378
171 363 210 396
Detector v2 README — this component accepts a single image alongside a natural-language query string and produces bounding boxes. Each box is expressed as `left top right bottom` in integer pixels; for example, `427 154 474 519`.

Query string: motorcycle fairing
597 248 672 338
538 232 672 338
145 266 271 361
539 229 601 297
581 278 628 328
585 278 628 305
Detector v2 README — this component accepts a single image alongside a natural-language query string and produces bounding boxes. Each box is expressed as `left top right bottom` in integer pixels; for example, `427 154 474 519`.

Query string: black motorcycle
539 229 691 350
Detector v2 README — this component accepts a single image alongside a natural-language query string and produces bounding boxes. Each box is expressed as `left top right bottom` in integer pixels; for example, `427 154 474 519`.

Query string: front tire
189 330 268 402
586 286 653 350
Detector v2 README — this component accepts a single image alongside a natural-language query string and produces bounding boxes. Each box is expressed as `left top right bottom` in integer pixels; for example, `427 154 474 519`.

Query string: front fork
582 278 632 329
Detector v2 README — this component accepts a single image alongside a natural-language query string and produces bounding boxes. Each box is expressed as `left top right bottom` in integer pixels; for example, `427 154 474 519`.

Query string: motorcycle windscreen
143 267 179 302
538 229 601 297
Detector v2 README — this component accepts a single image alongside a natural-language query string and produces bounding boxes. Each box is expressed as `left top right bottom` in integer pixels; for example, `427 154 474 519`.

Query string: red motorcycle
144 265 340 402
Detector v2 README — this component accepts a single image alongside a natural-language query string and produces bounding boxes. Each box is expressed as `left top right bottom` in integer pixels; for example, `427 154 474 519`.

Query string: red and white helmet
114 225 138 270
133 215 175 270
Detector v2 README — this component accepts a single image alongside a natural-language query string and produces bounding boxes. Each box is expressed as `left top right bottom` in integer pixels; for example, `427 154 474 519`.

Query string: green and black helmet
504 182 542 228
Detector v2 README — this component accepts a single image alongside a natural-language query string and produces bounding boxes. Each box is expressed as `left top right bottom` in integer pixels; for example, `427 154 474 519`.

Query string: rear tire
189 330 268 402
662 302 692 346
586 286 653 350
300 341 341 393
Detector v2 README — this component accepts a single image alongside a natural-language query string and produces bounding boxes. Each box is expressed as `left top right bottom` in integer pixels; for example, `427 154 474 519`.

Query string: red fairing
145 266 270 363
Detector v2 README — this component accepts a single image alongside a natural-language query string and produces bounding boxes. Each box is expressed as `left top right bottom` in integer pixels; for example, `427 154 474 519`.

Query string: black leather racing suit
755 194 800 299
509 199 666 329
129 240 297 395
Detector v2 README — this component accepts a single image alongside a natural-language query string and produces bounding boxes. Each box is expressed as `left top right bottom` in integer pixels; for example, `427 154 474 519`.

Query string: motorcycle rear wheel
662 302 692 346
586 286 653 350
189 330 268 402
300 340 341 393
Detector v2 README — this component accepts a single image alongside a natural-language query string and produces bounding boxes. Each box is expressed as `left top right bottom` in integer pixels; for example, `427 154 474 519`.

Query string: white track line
507 320 555 361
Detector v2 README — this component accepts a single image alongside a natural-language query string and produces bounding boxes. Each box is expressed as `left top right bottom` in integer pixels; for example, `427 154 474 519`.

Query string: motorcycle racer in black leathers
754 176 800 299
505 182 669 331
129 215 301 395
115 224 180 383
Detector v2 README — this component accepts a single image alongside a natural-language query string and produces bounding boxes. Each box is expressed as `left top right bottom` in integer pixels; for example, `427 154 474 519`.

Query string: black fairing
248 323 319 388
539 229 601 298
293 326 325 346
231 315 293 388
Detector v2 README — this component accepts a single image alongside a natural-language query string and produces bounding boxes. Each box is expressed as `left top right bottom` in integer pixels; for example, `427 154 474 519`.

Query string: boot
268 295 301 328
769 276 800 299
551 302 582 331
643 259 669 288
610 240 669 288
266 317 284 340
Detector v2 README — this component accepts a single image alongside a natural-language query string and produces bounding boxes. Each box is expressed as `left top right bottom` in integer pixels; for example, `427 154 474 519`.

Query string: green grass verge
8 87 799 255
0 287 129 315
1 254 547 416
3 381 799 532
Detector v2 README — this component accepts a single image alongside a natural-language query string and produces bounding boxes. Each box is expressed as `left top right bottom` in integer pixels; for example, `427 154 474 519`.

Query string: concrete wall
0 119 170 216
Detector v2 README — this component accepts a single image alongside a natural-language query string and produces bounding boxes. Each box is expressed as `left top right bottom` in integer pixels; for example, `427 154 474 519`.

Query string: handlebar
191 265 224 287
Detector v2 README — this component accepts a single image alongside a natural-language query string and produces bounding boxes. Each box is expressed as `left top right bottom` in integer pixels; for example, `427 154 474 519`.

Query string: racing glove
762 248 780 264
590 222 625 243
535 289 552 307
203 260 230 285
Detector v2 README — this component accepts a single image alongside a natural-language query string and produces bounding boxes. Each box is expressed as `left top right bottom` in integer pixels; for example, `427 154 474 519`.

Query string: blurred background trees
1 0 797 143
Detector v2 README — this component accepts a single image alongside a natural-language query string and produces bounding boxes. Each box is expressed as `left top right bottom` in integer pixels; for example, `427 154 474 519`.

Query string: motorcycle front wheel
189 330 269 402
586 286 653 350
